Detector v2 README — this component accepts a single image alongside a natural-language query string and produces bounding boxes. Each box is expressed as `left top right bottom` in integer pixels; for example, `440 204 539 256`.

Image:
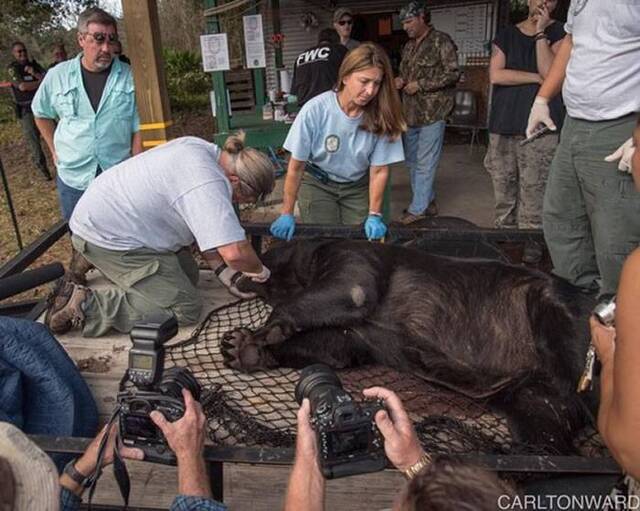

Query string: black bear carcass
221 239 597 453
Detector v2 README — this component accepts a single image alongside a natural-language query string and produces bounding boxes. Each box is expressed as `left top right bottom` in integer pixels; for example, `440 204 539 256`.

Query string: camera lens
294 363 342 405
157 367 202 401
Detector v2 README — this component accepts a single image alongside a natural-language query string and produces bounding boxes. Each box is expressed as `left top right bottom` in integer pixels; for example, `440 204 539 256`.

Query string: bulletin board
430 2 494 60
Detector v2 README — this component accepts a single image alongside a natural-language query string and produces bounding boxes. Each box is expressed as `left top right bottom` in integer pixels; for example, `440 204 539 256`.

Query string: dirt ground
0 111 216 302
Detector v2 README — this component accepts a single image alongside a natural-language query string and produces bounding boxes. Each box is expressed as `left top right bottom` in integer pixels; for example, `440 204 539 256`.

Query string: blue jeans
56 167 101 221
403 121 446 215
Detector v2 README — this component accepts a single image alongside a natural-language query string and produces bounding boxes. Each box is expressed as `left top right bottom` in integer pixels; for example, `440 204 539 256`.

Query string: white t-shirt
69 137 246 253
563 0 640 121
283 91 405 183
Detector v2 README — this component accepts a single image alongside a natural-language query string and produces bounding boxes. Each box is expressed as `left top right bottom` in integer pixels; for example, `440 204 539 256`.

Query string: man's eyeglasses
83 32 119 45
337 19 353 26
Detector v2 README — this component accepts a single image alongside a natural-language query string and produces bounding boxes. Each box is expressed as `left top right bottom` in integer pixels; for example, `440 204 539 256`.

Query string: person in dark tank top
484 0 565 264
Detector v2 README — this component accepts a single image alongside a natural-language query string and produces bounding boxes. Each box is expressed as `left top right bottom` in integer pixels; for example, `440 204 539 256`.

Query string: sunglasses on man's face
338 19 353 26
83 32 119 45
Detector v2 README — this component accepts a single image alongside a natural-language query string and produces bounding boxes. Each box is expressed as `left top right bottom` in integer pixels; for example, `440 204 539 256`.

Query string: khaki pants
72 235 202 337
543 113 640 295
298 173 369 225
484 132 558 229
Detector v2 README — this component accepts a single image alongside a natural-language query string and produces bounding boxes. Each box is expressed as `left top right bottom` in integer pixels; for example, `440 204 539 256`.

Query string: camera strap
86 404 131 510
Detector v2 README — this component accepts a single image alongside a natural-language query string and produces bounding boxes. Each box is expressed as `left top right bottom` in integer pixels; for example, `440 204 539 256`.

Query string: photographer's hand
60 423 144 496
363 387 425 472
150 389 212 498
284 399 324 511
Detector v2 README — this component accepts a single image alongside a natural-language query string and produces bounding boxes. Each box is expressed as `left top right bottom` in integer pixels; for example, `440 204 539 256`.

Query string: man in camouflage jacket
395 1 459 224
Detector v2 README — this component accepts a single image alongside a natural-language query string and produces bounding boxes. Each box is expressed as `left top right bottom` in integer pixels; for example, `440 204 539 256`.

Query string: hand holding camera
362 386 426 473
294 364 387 479
150 389 207 461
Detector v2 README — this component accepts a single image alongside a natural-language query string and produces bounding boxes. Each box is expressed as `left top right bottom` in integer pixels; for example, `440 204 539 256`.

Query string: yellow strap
139 120 173 131
142 139 168 148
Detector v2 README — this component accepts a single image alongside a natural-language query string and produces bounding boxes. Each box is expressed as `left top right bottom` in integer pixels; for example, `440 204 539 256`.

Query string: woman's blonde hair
223 131 276 202
336 42 407 140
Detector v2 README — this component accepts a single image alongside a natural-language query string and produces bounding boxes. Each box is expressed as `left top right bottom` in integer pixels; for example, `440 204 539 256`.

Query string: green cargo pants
543 113 640 295
72 235 202 337
298 172 369 224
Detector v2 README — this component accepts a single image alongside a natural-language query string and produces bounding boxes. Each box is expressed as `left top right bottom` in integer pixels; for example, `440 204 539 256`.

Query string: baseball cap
399 1 426 22
333 7 353 23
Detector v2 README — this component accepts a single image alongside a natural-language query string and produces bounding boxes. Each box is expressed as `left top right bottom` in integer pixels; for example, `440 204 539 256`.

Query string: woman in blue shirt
270 42 406 241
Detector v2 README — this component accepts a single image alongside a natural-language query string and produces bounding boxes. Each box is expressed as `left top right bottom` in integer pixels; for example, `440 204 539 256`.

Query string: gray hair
77 7 117 33
223 131 276 202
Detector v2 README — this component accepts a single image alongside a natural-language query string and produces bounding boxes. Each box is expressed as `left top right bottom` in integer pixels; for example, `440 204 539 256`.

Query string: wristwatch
402 452 432 480
63 458 93 488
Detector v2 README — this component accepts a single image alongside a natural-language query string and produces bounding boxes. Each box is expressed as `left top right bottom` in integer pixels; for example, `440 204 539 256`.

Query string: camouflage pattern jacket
399 28 460 127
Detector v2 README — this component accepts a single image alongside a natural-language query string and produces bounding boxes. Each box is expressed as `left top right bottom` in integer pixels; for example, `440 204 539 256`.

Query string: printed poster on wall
200 33 230 72
243 14 266 69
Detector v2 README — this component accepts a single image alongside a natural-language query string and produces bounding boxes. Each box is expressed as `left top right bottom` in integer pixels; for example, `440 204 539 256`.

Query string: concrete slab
246 143 494 228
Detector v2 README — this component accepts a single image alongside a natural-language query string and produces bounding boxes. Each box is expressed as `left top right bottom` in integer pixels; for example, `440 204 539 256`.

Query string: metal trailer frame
1 221 621 509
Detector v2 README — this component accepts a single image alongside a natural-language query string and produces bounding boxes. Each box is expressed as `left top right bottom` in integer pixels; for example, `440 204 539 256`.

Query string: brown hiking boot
44 279 90 335
398 201 439 225
67 249 94 286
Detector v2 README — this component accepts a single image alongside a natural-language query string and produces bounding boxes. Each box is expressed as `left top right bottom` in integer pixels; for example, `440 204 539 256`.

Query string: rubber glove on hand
270 214 296 241
215 263 271 299
364 214 387 241
604 137 635 173
525 96 556 138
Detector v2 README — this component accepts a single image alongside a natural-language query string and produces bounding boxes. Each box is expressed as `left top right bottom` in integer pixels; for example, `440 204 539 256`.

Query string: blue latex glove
270 214 296 241
364 215 387 240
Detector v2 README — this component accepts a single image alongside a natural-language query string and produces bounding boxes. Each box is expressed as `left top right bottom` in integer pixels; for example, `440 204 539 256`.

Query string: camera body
118 316 201 464
295 364 387 479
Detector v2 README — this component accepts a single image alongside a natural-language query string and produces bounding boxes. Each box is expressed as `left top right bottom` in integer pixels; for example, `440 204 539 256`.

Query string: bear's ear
236 275 269 298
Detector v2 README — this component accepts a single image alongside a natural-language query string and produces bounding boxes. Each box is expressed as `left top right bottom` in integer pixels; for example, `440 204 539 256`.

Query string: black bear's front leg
223 256 382 364
221 326 376 372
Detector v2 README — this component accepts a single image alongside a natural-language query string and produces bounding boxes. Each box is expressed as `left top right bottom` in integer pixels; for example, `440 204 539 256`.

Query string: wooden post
121 0 173 149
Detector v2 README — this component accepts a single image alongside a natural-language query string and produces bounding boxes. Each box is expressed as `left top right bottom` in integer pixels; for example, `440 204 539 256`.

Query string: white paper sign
243 14 266 69
200 33 230 72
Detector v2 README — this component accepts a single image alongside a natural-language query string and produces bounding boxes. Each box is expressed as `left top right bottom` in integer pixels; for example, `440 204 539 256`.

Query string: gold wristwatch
402 452 432 480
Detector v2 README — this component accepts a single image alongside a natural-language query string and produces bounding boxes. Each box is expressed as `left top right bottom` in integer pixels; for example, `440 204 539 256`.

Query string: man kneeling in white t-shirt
45 133 276 337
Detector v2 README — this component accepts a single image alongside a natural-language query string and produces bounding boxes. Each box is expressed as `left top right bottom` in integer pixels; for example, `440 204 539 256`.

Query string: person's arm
534 8 563 78
362 387 426 474
368 165 388 215
281 157 306 215
633 120 640 189
34 117 58 169
284 399 325 511
203 239 263 274
536 33 572 100
59 424 144 498
16 79 41 92
525 34 573 137
591 248 640 479
489 44 542 86
151 389 213 498
131 131 143 156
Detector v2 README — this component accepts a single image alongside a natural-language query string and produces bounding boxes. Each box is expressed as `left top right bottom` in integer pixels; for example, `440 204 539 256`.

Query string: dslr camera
118 316 201 464
295 364 387 479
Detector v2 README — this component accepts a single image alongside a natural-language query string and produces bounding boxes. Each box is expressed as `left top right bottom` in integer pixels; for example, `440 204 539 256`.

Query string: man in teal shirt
32 7 142 221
